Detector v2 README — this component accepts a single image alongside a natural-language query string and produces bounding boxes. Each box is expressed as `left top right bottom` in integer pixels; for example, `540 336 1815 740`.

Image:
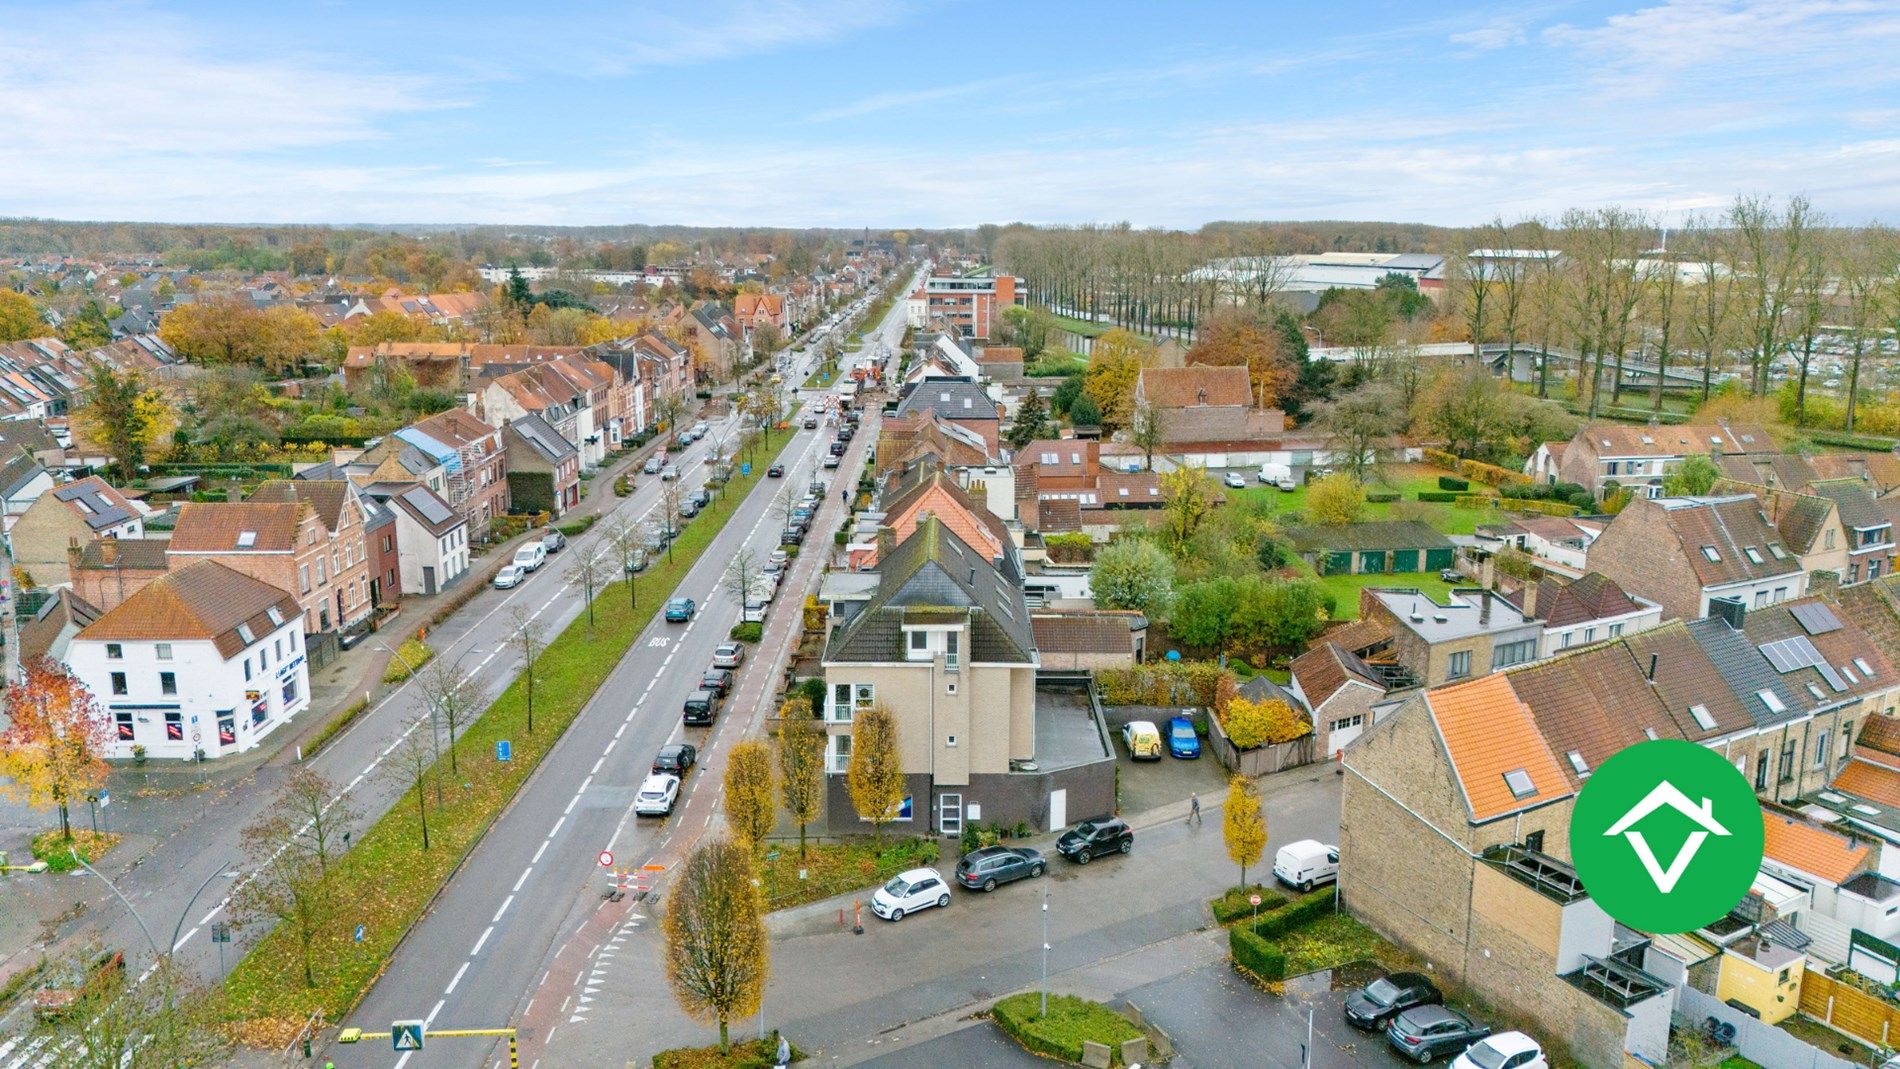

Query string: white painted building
69 560 309 761
386 484 470 595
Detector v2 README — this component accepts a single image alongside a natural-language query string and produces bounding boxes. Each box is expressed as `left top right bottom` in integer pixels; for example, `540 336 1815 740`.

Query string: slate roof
895 378 1000 423
389 485 464 536
1286 520 1454 554
1620 621 1756 739
508 411 577 463
1238 673 1305 712
1645 496 1801 586
1685 616 1804 728
0 452 46 499
1425 674 1573 823
1505 572 1650 628
1738 596 1896 710
77 560 300 659
49 476 135 531
169 501 303 553
824 516 1034 665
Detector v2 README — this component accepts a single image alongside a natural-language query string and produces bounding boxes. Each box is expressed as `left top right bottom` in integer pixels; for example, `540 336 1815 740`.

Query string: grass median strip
221 429 804 1045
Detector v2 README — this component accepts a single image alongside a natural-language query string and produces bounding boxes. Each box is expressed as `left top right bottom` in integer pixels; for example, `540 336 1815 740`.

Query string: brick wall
1587 502 1704 621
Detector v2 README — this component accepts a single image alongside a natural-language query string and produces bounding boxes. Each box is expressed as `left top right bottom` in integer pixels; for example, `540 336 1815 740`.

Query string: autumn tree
724 547 764 608
724 740 777 854
1160 464 1214 554
1662 453 1720 497
774 716 826 860
663 839 769 1053
1222 695 1310 749
231 799 333 987
1129 400 1164 470
1223 774 1267 889
1313 382 1405 482
0 659 112 841
60 299 114 349
0 288 46 341
1081 328 1154 430
1090 538 1175 616
78 365 174 483
1188 306 1296 409
846 703 907 843
1306 473 1364 527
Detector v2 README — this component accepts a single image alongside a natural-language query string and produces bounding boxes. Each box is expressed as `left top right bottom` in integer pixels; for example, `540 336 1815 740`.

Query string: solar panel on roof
404 488 455 526
1791 602 1843 635
1760 637 1818 674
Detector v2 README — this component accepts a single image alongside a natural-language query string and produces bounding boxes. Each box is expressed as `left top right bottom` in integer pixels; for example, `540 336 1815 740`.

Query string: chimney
1479 557 1496 591
101 538 118 567
1521 579 1539 620
1479 589 1492 626
67 536 82 573
1710 596 1747 631
876 526 895 561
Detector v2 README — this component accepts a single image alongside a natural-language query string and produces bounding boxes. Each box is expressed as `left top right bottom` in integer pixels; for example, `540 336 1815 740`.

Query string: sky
3 0 1898 229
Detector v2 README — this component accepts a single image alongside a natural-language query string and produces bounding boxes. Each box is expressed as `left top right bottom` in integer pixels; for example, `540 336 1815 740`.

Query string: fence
1206 710 1314 776
1800 968 1900 1054
1682 984 1862 1069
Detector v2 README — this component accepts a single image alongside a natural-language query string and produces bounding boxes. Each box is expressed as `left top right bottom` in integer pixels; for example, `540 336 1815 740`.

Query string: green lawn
1718 1058 1764 1069
1277 913 1402 976
1227 463 1503 536
1036 308 1112 338
1311 570 1457 620
991 992 1143 1065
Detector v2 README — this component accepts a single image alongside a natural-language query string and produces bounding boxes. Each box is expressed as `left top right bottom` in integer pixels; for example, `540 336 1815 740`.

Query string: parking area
1127 959 1416 1069
1103 706 1232 815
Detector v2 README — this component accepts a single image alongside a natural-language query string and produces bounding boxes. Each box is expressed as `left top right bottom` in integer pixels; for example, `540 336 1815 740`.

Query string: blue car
664 597 696 623
1167 716 1201 759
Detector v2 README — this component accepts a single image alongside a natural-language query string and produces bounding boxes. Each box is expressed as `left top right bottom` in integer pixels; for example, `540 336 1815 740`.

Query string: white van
1273 840 1339 891
1258 462 1297 491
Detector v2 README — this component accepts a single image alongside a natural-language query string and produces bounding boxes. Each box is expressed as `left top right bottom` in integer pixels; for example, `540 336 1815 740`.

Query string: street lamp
1040 885 1050 1018
71 849 237 1043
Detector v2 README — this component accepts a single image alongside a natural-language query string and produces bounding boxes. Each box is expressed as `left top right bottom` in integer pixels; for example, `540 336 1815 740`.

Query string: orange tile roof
78 559 300 659
1427 674 1573 823
1833 760 1900 809
1762 811 1869 884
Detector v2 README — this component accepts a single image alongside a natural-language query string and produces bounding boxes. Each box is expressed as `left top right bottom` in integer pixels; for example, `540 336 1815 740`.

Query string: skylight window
1854 804 1882 816
1757 690 1786 713
1566 751 1589 776
237 530 257 548
1689 704 1715 730
1820 791 1848 804
1744 546 1764 565
1702 546 1721 562
1644 727 1660 740
1809 683 1827 700
1842 665 1860 685
266 606 284 626
1855 657 1874 677
1768 545 1789 559
236 623 255 644
1503 769 1537 799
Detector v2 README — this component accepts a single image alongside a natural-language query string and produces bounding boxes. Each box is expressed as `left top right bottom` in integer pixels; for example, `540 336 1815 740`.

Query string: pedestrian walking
841 489 848 505
1188 792 1202 826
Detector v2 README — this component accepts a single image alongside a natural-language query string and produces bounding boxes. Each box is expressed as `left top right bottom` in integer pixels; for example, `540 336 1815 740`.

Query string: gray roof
1686 616 1803 728
0 452 46 499
1239 674 1305 713
895 378 999 423
53 479 134 530
293 460 343 481
1810 479 1891 533
391 485 463 536
508 411 577 464
824 516 1034 665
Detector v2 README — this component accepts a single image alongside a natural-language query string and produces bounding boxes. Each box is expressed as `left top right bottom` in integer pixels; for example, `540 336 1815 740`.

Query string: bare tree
49 947 229 1069
1839 226 1894 431
1521 217 1565 399
1315 382 1406 482
603 513 646 611
1641 249 1687 416
1458 226 1494 365
1788 222 1834 422
723 547 763 607
1129 400 1164 471
1684 212 1737 403
1490 219 1534 374
659 482 685 564
1730 193 1817 395
565 544 612 634
271 768 359 883
1561 206 1649 416
231 804 333 987
507 605 545 733
416 659 480 776
381 710 438 850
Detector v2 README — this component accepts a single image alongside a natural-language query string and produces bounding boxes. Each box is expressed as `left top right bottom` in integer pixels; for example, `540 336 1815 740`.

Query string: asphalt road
0 270 916 1067
325 278 915 1068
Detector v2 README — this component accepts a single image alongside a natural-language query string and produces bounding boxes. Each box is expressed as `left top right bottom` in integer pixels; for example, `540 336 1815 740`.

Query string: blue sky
3 0 1896 228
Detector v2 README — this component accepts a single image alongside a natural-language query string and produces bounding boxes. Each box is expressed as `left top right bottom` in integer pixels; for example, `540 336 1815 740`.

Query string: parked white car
1224 471 1247 489
492 565 524 589
633 774 681 817
513 543 547 572
870 867 950 922
1451 1031 1546 1069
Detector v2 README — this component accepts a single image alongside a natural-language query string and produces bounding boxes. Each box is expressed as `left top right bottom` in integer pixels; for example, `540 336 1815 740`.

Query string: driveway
1126 959 1412 1069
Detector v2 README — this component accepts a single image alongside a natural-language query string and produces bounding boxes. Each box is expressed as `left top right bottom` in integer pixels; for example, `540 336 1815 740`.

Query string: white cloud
1450 15 1532 51
1543 0 1900 77
553 0 906 75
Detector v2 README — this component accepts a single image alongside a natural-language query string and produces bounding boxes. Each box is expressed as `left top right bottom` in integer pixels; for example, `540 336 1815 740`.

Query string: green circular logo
1570 740 1764 933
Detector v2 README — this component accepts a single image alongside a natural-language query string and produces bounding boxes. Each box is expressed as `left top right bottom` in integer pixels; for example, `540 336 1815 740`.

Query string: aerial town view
2 3 1899 1068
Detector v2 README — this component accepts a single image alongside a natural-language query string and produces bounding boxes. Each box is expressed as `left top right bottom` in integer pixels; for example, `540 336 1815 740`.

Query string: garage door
1425 547 1455 571
1324 551 1352 575
1359 550 1386 574
1329 714 1366 753
1392 549 1419 572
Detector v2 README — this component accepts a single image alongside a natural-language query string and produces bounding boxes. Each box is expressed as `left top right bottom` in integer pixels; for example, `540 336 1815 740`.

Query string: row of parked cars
870 817 1137 920
493 528 568 588
1345 971 1548 1066
780 476 828 549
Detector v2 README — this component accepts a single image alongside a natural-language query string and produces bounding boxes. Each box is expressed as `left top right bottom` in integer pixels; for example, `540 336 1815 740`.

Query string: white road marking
591 757 604 775
493 895 515 923
513 866 532 893
426 997 446 1024
532 840 549 863
563 795 578 816
445 961 469 994
472 924 495 955
548 815 565 837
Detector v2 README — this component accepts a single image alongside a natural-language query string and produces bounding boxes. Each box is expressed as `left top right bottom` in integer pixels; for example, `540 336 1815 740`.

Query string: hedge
1424 449 1531 488
1210 885 1288 926
1096 661 1237 710
1436 475 1470 491
1501 498 1580 518
652 1036 801 1069
1415 491 1458 503
1453 494 1502 511
1365 490 1399 503
991 992 1143 1065
1227 888 1337 983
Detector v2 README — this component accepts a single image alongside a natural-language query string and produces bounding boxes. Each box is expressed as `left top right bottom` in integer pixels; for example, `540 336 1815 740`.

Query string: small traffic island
650 1033 801 1068
991 992 1151 1067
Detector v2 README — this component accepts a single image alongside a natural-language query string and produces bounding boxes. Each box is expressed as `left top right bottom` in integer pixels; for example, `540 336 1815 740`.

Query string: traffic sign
391 1020 425 1051
598 850 614 869
210 923 232 944
97 790 109 809
496 740 512 762
1249 894 1262 907
191 730 201 743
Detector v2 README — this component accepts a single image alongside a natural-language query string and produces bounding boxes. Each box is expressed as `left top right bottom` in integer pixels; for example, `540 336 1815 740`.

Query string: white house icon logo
1600 780 1732 894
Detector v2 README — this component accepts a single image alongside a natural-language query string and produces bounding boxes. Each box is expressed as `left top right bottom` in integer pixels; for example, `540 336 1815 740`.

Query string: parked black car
652 743 698 776
782 525 805 546
1344 972 1442 1031
1385 1005 1489 1064
700 667 734 696
689 487 712 509
829 440 847 456
1055 818 1133 865
955 846 1046 891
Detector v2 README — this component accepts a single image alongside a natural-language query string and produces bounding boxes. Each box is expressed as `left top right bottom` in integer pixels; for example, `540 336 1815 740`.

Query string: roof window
1744 546 1763 565
1566 751 1589 776
1702 546 1721 562
1768 545 1788 559
1689 704 1715 730
236 623 255 644
1757 690 1786 713
266 606 284 626
1854 657 1874 677
237 530 257 548
1503 769 1537 799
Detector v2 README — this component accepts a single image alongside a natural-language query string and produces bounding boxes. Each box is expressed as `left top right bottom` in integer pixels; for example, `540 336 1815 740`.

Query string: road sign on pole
391 1021 425 1051
598 850 614 869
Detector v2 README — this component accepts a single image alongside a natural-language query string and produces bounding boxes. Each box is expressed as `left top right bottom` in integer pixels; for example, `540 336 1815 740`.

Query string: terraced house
169 486 372 637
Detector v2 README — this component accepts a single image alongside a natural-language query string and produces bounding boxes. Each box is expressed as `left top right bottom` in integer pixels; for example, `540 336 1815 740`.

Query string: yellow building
1715 935 1804 1024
